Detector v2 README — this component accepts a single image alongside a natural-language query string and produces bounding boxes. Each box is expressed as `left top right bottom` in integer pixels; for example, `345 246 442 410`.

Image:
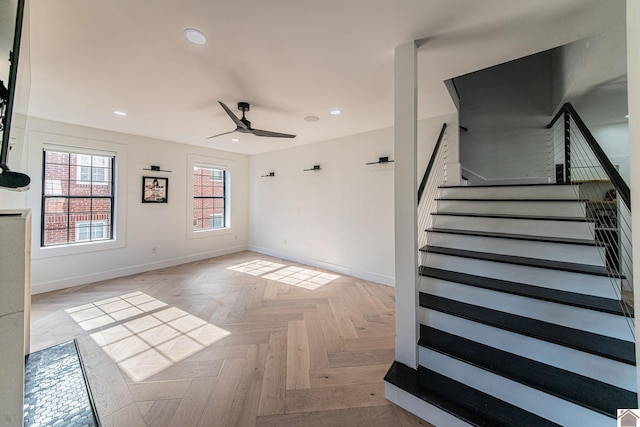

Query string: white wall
0 112 454 294
0 117 249 294
591 121 630 185
248 114 453 287
457 51 555 184
550 39 591 109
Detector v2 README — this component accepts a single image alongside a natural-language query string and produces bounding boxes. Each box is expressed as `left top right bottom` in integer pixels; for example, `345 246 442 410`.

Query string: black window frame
41 149 116 247
193 166 227 232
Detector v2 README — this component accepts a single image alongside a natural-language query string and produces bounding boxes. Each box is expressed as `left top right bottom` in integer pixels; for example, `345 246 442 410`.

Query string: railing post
564 109 571 184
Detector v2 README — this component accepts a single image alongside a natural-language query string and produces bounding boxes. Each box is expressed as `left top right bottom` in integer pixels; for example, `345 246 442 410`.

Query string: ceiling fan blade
251 128 296 138
218 101 248 130
206 130 236 139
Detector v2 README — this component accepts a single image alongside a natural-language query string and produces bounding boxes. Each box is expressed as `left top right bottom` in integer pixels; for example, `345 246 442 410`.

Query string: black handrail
547 103 630 210
418 123 447 204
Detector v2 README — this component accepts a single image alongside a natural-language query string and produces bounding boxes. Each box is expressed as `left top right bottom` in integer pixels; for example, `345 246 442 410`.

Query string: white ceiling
23 0 624 155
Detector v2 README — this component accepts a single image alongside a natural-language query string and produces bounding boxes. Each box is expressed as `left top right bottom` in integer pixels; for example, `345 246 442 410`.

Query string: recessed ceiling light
184 28 207 45
231 138 239 142
304 115 319 122
330 109 342 115
113 110 127 116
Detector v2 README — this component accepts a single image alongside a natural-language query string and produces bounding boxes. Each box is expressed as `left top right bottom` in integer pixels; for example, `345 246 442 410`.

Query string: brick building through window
193 166 226 231
41 148 115 246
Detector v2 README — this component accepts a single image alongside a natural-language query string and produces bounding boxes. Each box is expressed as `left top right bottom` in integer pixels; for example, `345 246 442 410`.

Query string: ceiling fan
207 101 296 139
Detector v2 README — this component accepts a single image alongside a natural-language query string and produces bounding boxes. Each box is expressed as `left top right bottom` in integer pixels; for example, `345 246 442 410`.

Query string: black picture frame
142 176 168 203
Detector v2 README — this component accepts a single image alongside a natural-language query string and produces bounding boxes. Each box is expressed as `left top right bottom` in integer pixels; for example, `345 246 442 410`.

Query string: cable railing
417 123 448 260
548 103 634 330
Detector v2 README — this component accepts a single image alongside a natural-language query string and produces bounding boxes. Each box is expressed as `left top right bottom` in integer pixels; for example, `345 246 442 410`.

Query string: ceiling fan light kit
207 101 296 140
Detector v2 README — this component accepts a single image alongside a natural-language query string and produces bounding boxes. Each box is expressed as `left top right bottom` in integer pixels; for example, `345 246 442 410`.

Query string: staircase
385 183 636 426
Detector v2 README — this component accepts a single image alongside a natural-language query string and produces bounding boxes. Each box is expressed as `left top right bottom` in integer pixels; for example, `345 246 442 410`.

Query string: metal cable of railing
548 104 634 335
568 126 635 325
417 124 448 273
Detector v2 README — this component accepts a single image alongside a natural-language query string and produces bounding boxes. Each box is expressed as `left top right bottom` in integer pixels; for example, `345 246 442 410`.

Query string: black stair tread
419 266 632 317
427 227 599 246
432 211 593 222
418 325 637 417
384 361 561 427
419 293 636 365
421 245 613 277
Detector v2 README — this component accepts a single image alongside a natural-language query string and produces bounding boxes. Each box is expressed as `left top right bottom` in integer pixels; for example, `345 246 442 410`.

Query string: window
193 166 226 231
211 169 224 182
77 154 109 184
42 149 115 247
210 213 224 229
75 220 108 242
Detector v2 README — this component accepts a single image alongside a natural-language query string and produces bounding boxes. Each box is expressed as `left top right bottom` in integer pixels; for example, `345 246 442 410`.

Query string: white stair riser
421 279 633 341
419 309 636 391
423 253 619 299
439 185 580 200
426 232 605 265
432 215 594 240
385 382 473 427
418 348 611 427
436 199 586 217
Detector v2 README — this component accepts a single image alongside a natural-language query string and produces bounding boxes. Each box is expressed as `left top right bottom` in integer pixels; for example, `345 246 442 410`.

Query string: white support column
0 210 31 427
394 41 419 368
627 0 640 407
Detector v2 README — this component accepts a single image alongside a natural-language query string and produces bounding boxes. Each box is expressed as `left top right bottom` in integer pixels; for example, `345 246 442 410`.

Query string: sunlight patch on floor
263 266 340 290
228 260 341 290
227 259 286 276
66 292 230 382
65 291 168 331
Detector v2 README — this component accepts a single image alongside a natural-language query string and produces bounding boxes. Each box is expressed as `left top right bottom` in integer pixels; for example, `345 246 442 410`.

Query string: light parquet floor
30 251 431 427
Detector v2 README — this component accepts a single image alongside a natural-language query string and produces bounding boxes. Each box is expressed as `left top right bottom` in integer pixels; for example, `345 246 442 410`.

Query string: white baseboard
31 245 248 294
247 244 395 286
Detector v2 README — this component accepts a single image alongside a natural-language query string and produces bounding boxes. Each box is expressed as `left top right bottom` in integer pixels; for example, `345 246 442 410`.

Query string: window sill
33 238 126 259
187 227 234 240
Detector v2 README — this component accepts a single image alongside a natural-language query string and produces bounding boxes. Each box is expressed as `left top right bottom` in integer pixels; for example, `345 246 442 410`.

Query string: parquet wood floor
30 251 431 426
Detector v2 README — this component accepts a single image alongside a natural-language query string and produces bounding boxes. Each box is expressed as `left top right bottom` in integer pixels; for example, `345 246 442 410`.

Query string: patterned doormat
24 340 100 427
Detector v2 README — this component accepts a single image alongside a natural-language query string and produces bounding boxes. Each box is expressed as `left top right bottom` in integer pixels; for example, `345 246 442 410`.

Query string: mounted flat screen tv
0 0 30 190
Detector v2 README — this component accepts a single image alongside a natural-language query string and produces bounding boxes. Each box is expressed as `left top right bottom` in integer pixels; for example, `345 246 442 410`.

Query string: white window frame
76 154 110 185
29 132 128 259
75 220 108 242
187 154 233 239
209 213 224 229
210 169 224 182
43 178 63 195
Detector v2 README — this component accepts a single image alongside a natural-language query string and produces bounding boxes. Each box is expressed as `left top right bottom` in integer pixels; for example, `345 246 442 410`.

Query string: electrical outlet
152 246 158 254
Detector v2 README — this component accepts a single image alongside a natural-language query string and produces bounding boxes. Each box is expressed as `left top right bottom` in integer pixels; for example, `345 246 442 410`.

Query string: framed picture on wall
142 176 168 203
